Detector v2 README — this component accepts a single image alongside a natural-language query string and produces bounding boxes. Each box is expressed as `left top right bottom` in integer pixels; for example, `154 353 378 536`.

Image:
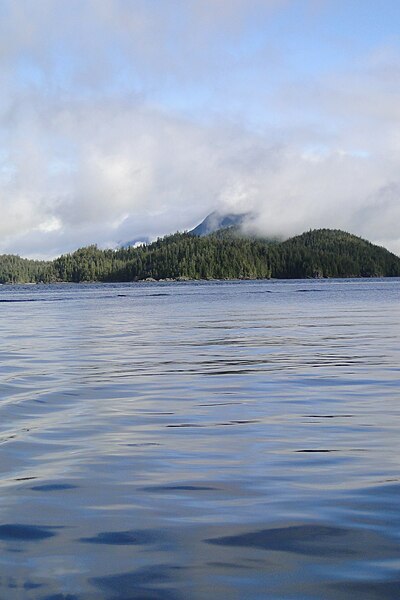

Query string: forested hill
0 255 52 284
275 229 400 278
0 228 399 284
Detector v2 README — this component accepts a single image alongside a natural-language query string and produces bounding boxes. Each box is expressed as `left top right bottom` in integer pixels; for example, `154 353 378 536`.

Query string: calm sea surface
0 279 399 599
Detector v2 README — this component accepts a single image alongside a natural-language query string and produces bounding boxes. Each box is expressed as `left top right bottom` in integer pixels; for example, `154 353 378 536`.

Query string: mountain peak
189 211 251 237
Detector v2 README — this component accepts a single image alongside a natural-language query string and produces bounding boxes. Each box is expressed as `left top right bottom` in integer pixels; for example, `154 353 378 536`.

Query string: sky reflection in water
0 279 399 599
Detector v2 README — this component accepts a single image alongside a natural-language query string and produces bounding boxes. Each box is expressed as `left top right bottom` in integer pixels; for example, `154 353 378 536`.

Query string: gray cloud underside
1 0 400 258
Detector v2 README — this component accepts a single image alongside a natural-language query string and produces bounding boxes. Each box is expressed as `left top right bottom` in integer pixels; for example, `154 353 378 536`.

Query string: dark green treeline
1 228 400 284
0 254 53 284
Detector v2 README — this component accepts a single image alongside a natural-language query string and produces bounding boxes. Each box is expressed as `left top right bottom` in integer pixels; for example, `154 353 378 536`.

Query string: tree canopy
1 228 399 284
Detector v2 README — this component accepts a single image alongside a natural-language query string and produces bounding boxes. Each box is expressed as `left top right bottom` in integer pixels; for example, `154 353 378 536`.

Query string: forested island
1 228 400 284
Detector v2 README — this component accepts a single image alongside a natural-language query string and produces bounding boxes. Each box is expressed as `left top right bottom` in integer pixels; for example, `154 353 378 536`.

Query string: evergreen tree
1 228 399 283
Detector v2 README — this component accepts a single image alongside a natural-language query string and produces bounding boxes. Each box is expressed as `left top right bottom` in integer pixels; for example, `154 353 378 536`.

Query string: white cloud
0 0 400 258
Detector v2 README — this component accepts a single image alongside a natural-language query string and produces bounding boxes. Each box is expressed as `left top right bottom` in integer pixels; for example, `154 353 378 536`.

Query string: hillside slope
189 211 250 236
1 228 399 283
271 229 400 278
0 255 52 284
51 229 400 282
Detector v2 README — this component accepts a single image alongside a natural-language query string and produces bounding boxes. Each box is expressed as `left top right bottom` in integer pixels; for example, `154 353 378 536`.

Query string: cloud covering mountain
1 0 400 257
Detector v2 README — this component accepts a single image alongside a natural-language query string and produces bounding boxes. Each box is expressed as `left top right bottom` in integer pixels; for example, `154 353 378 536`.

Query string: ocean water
0 278 399 600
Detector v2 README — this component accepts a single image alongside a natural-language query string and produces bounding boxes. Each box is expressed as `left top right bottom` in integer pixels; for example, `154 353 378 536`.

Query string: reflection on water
0 279 399 599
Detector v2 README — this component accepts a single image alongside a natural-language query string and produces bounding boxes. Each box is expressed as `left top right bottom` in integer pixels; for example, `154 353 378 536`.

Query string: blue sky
1 0 400 257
